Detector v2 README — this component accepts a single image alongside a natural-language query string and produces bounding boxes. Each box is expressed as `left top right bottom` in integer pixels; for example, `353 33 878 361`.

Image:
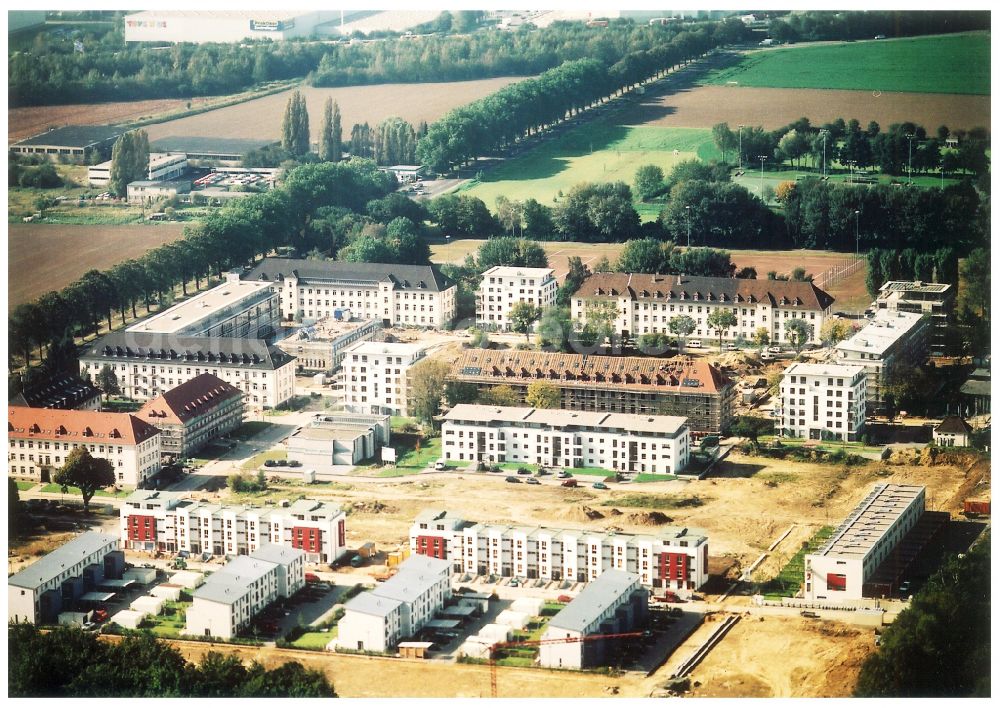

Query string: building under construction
448 349 735 434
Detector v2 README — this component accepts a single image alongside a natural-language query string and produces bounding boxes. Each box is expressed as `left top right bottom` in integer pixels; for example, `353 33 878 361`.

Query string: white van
434 459 447 471
687 340 703 349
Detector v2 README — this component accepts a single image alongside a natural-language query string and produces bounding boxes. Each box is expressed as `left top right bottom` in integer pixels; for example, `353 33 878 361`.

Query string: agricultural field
461 123 719 214
705 33 990 95
7 223 186 310
142 77 527 145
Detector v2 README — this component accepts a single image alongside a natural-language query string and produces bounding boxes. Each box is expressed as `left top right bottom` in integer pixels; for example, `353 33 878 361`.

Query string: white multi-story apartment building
441 404 690 476
335 555 452 653
127 272 280 340
8 532 122 624
242 258 457 329
476 266 558 330
120 492 347 564
778 363 867 442
79 332 296 410
410 509 708 593
341 341 425 417
834 310 929 409
184 549 305 640
8 406 161 488
539 570 648 669
873 281 954 356
88 152 188 187
572 273 834 346
805 484 925 601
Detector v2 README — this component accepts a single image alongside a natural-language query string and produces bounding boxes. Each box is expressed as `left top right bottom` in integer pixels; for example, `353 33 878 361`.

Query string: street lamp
853 209 860 256
737 124 744 170
820 129 828 178
685 205 691 247
906 133 915 185
757 155 767 200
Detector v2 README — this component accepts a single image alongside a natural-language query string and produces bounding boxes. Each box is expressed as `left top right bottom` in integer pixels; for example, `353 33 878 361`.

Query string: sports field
705 33 990 95
461 122 719 214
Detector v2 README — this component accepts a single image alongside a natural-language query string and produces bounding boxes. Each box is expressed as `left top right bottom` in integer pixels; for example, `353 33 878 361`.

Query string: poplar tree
281 91 310 157
319 98 335 161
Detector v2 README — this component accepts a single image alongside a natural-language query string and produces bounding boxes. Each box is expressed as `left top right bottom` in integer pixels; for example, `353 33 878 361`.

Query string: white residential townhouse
779 362 867 441
476 266 558 330
341 341 426 417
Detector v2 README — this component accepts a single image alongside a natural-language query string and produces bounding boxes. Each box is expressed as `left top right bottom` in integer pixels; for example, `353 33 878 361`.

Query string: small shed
357 542 376 559
458 638 492 659
58 611 92 627
124 567 158 585
439 604 477 620
80 591 116 605
169 570 205 589
511 597 544 616
110 609 147 630
398 641 435 659
477 623 512 643
130 595 165 616
934 415 973 447
149 583 183 601
457 597 488 614
495 609 530 629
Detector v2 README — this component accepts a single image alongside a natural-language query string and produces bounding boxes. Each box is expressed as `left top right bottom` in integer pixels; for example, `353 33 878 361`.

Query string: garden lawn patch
565 466 617 477
291 629 337 650
40 483 128 498
759 525 835 597
633 473 679 483
241 450 287 471
15 481 36 491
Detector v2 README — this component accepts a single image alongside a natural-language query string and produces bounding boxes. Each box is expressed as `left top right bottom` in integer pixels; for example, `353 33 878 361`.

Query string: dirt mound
350 501 399 515
885 447 937 466
559 505 605 523
623 511 674 526
606 508 623 516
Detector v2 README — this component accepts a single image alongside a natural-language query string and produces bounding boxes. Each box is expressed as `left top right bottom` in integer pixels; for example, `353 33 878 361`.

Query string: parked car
434 458 447 471
525 477 541 485
557 471 571 478
505 476 522 483
516 467 532 475
724 343 738 351
92 609 109 623
767 346 781 354
687 340 703 349
561 479 578 488
760 352 775 361
264 459 276 467
592 482 609 490
305 572 321 583
287 460 302 468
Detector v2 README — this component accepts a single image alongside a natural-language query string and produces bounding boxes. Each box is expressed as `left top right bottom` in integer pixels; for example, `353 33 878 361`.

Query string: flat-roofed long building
11 125 125 161
242 258 457 329
539 570 648 669
804 483 925 601
442 404 690 476
89 152 188 188
448 349 735 434
127 272 279 340
79 331 295 410
123 10 339 43
572 273 834 346
410 509 708 593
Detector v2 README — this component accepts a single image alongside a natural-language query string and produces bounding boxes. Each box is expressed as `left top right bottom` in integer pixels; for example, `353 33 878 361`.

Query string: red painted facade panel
291 526 322 553
337 519 346 547
827 573 847 591
127 515 157 542
658 552 689 582
415 535 448 560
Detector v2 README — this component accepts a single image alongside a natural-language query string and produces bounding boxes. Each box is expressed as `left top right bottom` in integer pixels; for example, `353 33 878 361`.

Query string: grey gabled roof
249 543 305 566
344 591 403 618
80 331 294 371
8 532 119 590
242 257 452 293
547 570 640 633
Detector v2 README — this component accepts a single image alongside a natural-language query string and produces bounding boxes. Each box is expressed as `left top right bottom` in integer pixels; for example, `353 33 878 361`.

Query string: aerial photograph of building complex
7 6 991 699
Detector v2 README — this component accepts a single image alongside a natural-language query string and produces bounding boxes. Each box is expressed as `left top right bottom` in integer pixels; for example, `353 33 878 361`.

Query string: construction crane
488 631 645 697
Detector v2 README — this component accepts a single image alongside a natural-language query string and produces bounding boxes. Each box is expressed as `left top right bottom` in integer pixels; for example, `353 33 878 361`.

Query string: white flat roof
835 311 925 357
344 341 425 357
482 266 555 279
127 279 273 334
443 404 688 435
814 484 924 560
783 362 866 379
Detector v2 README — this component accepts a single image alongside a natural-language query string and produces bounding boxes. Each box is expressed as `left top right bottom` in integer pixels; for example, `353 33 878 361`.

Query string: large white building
539 570 648 669
341 341 426 417
572 273 834 346
242 258 457 329
287 413 391 467
873 281 954 356
834 310 929 408
123 10 344 43
805 484 925 601
8 532 122 624
88 152 188 188
410 509 708 593
120 491 347 564
127 272 280 340
778 362 867 442
441 405 690 476
184 545 304 640
335 555 452 653
476 266 558 331
79 332 296 410
8 406 161 488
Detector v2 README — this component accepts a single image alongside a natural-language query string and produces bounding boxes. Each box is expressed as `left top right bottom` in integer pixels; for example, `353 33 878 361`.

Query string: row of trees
108 130 151 196
768 9 988 43
9 625 336 697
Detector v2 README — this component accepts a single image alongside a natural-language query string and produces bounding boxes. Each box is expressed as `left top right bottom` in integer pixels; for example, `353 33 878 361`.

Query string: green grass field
760 526 835 598
290 629 337 650
39 483 128 498
705 33 990 95
16 481 36 491
461 122 719 220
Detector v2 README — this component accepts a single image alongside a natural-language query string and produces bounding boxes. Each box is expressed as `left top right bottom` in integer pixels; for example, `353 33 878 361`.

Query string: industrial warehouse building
89 152 188 188
10 125 125 161
539 570 648 669
335 555 452 653
120 491 347 564
8 406 161 488
778 362 867 441
448 349 734 434
804 483 925 601
441 405 691 476
79 331 295 410
410 509 709 593
476 266 558 330
151 136 279 166
572 273 835 346
242 258 457 329
136 374 244 459
126 272 280 340
8 532 123 624
286 413 391 467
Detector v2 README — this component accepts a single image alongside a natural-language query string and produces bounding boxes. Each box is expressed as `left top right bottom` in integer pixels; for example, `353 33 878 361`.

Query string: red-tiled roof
137 373 243 425
577 273 835 311
8 406 160 445
450 349 732 394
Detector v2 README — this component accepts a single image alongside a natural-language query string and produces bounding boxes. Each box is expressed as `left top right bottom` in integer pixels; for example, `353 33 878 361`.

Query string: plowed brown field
626 85 990 132
142 77 527 145
8 223 186 309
